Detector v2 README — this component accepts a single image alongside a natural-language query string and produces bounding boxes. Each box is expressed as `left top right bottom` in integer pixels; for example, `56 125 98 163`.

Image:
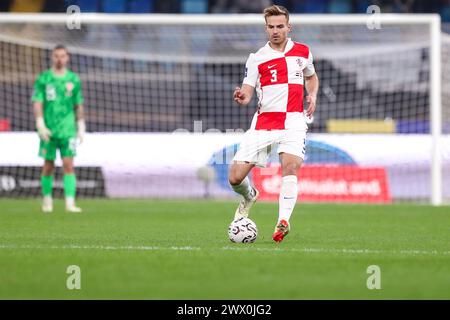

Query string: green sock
41 175 53 197
63 174 77 198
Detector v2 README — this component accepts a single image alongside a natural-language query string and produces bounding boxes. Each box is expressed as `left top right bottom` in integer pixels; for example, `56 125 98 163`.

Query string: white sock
231 177 254 201
66 197 75 207
43 195 52 206
278 175 298 223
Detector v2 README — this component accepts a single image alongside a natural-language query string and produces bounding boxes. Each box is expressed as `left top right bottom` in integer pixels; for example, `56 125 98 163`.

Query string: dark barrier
0 166 106 197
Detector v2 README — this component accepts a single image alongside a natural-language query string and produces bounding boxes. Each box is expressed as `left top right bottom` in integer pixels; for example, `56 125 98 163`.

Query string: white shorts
233 129 307 167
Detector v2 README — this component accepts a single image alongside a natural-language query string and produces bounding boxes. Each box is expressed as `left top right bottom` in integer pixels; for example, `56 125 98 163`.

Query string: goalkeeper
31 45 86 213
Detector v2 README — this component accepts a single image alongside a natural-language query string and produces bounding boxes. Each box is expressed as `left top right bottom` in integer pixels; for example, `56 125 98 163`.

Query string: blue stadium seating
128 0 153 13
328 0 352 13
102 0 127 13
442 4 450 22
181 0 207 13
272 0 290 9
354 0 373 13
70 0 99 12
293 0 327 13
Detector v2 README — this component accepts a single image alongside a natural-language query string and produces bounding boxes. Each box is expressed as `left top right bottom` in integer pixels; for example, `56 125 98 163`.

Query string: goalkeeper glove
77 119 86 144
36 117 51 142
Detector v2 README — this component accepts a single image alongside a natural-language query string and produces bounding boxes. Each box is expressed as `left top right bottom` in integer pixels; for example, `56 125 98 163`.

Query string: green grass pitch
0 198 449 299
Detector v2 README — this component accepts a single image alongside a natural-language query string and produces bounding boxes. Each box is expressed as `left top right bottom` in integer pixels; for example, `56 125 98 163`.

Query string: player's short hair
53 44 68 54
263 5 289 23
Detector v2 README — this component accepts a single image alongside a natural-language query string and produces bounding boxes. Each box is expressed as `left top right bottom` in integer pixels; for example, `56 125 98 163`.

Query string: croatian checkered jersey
243 38 315 130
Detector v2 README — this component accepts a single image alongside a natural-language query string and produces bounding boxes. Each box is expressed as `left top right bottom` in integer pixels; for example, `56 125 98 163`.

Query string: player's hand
233 86 246 105
36 117 51 142
77 119 86 145
38 127 52 142
305 95 317 118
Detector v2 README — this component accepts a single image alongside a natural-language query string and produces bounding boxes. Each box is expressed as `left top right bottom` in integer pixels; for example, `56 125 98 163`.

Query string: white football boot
42 196 53 213
65 197 82 213
233 187 259 220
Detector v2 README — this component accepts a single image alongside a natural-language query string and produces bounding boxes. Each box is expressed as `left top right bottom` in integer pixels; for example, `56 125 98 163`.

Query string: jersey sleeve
73 76 84 105
31 74 45 103
242 53 258 87
303 50 316 77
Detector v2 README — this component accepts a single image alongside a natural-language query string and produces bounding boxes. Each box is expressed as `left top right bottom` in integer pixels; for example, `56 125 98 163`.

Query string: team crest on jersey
295 59 303 77
45 85 56 101
65 82 74 97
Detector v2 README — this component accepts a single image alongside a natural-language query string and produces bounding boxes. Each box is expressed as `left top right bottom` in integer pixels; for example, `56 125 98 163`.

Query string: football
228 217 258 243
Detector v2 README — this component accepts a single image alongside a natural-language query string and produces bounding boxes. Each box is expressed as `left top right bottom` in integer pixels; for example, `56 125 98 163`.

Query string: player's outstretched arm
305 73 319 117
33 101 51 142
233 84 254 106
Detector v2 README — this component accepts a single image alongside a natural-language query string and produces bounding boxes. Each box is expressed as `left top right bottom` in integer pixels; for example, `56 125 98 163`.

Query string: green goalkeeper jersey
31 69 84 139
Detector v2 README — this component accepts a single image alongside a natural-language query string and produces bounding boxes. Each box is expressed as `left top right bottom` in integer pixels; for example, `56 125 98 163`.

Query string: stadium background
0 0 449 204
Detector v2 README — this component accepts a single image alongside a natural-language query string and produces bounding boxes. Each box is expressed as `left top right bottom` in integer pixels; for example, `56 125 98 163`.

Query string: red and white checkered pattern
243 38 315 131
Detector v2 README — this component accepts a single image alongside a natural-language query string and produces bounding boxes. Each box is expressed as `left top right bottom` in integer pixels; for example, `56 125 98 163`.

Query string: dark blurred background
0 0 448 135
0 0 448 21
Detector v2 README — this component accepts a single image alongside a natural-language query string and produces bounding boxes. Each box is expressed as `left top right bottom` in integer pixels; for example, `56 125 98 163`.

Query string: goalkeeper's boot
42 196 53 213
272 219 290 243
66 204 82 213
66 205 83 213
65 198 82 213
233 187 259 220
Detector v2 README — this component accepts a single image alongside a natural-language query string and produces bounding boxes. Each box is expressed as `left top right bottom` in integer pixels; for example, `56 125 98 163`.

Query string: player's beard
54 59 67 69
53 63 66 73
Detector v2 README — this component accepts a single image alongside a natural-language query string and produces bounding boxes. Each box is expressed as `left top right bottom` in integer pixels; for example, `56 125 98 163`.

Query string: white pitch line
0 244 201 251
221 246 450 256
0 244 449 256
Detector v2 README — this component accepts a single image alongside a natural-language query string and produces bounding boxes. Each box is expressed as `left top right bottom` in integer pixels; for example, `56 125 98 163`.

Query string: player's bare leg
229 161 259 220
62 157 81 212
273 152 302 243
41 160 55 212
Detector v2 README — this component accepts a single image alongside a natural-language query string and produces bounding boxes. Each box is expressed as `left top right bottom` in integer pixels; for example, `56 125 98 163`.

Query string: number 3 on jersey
270 69 277 82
